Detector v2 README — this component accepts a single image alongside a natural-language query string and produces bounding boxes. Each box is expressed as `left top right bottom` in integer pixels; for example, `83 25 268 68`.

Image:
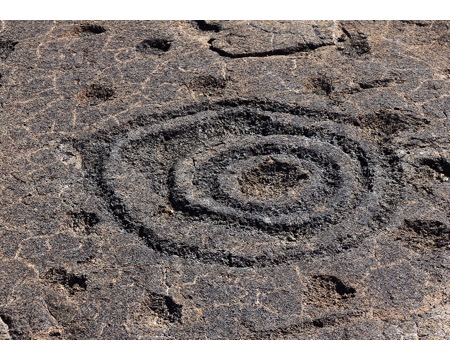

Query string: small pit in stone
421 157 450 180
70 211 99 234
239 157 309 200
0 39 18 60
44 267 88 294
337 27 370 57
136 39 171 54
188 75 227 94
77 24 107 35
143 292 182 323
83 84 115 105
307 75 334 96
304 275 356 308
398 219 450 251
193 20 222 32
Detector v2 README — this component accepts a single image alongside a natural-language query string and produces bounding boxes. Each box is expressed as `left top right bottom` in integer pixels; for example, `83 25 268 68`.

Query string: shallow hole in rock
44 267 88 293
312 319 324 328
136 39 171 54
308 76 334 96
338 27 370 57
70 211 100 234
189 75 226 90
401 219 450 250
0 39 19 60
143 292 182 323
84 84 115 105
193 20 222 32
239 158 309 200
314 275 356 298
421 157 450 179
78 24 107 35
0 314 12 328
67 273 88 291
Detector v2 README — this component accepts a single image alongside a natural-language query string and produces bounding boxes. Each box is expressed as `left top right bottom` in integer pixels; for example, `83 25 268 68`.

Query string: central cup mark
239 157 309 200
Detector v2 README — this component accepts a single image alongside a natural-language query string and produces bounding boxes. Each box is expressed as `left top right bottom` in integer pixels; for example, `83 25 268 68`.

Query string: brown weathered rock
0 20 449 339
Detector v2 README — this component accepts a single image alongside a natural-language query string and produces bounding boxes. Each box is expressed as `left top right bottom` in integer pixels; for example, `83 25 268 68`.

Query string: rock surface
0 20 449 339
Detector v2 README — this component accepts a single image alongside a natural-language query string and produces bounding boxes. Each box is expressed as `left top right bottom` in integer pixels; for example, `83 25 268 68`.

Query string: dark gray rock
0 20 449 339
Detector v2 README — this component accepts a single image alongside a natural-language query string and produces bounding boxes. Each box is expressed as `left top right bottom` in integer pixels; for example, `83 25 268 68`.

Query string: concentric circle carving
86 103 402 267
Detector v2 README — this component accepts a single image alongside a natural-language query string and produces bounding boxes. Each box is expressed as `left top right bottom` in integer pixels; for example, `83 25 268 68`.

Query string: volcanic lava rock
0 20 449 339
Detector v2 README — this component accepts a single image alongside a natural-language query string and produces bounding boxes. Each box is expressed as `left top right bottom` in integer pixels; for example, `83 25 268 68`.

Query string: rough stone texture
0 20 449 340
